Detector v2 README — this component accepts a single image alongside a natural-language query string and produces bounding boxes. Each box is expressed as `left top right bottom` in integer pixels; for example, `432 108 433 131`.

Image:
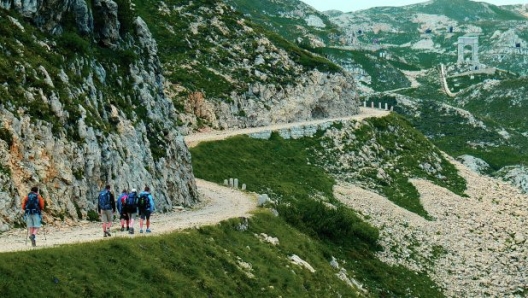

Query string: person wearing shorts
97 185 116 237
138 186 155 233
21 186 45 247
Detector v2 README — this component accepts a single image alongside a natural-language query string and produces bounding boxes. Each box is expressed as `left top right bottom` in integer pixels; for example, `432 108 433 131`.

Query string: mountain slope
133 0 360 132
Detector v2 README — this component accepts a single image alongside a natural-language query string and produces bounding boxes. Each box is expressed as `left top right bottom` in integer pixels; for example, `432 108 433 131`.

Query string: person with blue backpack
125 188 139 234
21 186 45 247
138 186 155 233
116 189 129 232
97 184 116 237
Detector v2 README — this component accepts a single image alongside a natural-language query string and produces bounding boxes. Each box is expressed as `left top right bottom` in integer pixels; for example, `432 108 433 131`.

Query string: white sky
300 0 528 13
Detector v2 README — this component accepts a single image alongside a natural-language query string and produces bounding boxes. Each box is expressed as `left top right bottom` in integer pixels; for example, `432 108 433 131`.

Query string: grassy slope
0 215 361 297
224 0 340 44
191 114 469 295
321 116 465 219
0 117 451 297
0 213 443 297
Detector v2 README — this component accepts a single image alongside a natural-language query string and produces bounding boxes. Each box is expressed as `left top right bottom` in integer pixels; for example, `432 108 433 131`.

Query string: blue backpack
25 192 40 215
98 190 112 210
125 192 137 212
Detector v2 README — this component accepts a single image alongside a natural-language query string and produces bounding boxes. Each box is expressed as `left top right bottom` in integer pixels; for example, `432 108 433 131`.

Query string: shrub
87 210 99 221
0 127 13 147
57 32 91 55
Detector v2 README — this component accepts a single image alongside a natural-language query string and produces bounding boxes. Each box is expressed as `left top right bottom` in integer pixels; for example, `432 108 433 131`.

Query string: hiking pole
41 214 47 241
25 221 28 246
23 213 28 246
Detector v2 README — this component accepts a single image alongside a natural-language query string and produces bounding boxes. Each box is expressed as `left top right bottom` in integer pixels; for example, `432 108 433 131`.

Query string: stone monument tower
457 36 480 67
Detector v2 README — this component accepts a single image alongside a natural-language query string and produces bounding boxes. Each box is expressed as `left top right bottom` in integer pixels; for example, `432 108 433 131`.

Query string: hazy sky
299 0 528 12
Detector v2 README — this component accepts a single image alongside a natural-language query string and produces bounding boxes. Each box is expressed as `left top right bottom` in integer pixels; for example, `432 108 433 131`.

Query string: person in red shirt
21 186 45 247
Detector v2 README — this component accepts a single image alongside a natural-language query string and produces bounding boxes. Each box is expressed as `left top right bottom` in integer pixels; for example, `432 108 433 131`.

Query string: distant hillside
326 0 528 75
133 0 359 132
225 0 340 47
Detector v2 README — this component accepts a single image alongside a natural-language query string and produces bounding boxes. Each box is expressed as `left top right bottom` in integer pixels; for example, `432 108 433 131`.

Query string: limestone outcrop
0 4 198 231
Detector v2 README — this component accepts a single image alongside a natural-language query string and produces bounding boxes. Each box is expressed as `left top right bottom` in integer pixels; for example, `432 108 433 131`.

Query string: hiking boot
104 232 107 237
146 229 151 233
29 234 36 247
120 227 124 232
129 228 134 235
106 230 112 237
140 229 144 233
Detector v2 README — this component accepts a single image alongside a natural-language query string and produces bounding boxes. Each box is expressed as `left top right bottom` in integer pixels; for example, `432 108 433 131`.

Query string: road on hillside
0 107 389 253
185 107 390 148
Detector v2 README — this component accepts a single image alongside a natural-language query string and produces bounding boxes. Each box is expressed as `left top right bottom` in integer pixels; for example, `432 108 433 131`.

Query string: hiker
21 186 45 247
125 188 138 234
138 186 155 233
97 184 116 237
116 189 129 232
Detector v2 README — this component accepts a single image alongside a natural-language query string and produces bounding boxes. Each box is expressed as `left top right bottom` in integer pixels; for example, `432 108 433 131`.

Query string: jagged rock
457 155 490 174
93 0 120 47
186 92 216 122
71 0 92 35
211 71 359 130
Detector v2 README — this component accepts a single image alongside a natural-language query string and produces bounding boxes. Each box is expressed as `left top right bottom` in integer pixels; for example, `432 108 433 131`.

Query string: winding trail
185 107 389 147
0 179 257 253
0 107 389 253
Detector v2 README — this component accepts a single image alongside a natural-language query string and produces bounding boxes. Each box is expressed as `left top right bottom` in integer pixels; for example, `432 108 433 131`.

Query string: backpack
98 190 112 211
25 192 40 215
137 193 150 210
125 192 137 212
118 193 128 212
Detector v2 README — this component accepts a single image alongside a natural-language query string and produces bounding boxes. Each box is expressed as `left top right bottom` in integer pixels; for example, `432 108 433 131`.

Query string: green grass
0 212 443 297
191 133 335 200
0 215 353 297
446 71 517 93
191 140 444 295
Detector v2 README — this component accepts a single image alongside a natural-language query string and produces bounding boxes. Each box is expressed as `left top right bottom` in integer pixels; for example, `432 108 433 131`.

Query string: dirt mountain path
0 179 257 253
185 107 389 147
0 107 388 253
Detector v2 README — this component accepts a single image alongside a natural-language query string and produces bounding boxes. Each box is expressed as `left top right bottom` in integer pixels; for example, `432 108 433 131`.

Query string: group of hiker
21 184 156 247
97 185 156 237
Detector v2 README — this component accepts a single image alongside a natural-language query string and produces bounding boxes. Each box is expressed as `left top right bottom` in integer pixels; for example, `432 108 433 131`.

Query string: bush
0 128 13 147
87 210 99 221
57 32 91 55
278 199 380 250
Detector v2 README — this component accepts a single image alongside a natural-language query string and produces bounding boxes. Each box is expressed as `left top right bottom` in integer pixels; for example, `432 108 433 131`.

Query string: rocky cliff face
0 1 198 231
149 0 360 134
182 71 359 131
